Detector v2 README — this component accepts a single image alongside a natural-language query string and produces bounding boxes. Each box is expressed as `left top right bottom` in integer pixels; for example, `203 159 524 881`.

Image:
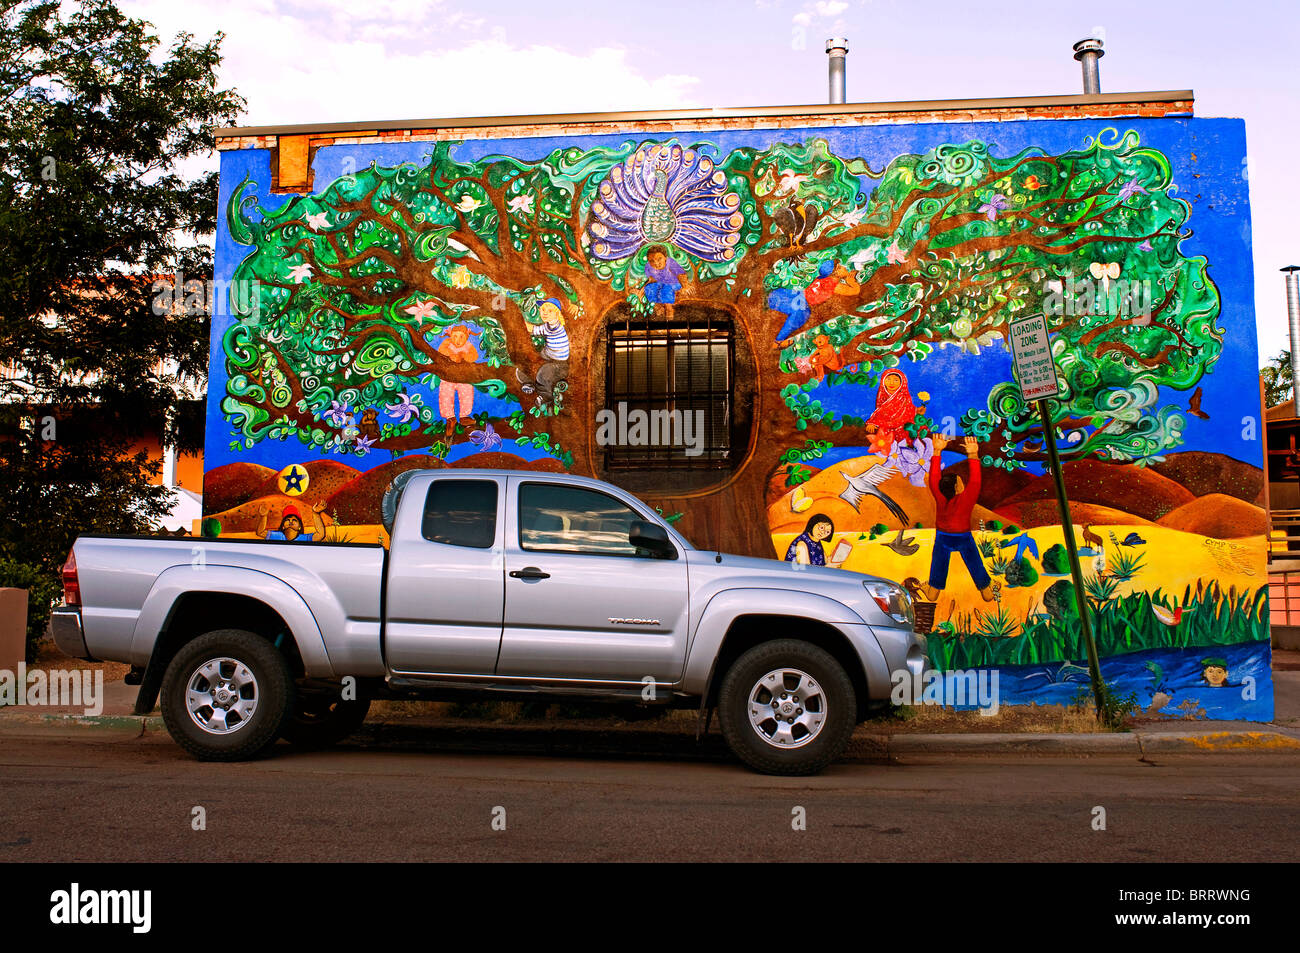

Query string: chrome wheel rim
185 657 258 735
747 667 826 749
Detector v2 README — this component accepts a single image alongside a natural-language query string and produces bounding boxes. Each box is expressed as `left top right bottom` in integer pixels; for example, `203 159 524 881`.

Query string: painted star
281 466 306 493
287 263 313 283
304 212 331 230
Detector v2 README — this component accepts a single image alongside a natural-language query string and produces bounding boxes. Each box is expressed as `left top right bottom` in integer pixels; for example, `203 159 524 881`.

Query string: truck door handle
509 567 550 580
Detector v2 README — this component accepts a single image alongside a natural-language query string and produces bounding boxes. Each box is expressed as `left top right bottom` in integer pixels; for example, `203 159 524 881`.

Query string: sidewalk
3 655 1299 758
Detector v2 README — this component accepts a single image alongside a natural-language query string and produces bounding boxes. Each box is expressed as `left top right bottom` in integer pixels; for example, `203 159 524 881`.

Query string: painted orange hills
766 450 1265 541
995 459 1195 522
1159 493 1267 538
204 451 567 532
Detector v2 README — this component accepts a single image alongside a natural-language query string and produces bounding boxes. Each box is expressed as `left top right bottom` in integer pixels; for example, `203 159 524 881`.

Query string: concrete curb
2 710 1298 757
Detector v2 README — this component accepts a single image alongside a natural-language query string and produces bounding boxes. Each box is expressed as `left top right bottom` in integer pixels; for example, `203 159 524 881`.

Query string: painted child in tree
767 258 860 342
436 324 479 427
515 298 572 413
640 245 689 317
921 435 996 603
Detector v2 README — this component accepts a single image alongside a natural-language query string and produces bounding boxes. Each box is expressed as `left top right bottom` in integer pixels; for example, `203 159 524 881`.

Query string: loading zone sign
1009 314 1063 401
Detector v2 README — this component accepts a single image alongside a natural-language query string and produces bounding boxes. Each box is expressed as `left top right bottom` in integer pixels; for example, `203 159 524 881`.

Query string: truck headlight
863 580 914 627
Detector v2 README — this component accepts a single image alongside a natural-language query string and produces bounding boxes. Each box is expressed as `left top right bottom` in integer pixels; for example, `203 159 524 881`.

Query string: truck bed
72 535 387 670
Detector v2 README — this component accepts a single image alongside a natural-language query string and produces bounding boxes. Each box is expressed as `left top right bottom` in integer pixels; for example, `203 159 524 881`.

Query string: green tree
0 1 243 631
1262 349 1292 407
220 129 1221 554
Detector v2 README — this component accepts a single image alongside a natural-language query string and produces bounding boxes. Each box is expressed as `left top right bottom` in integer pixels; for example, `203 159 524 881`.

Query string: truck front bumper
50 607 95 661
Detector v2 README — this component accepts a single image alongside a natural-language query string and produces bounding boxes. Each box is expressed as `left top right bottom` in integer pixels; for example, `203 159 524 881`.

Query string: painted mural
205 116 1271 720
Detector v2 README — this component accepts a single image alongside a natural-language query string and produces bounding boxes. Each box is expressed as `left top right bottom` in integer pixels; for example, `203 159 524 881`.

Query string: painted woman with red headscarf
864 369 920 455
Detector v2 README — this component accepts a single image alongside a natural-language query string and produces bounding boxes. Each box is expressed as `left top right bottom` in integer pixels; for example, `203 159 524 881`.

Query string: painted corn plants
927 581 1268 671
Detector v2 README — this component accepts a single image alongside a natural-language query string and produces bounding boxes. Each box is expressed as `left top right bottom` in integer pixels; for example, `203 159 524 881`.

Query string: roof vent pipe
826 38 848 104
1283 265 1300 406
1072 36 1104 94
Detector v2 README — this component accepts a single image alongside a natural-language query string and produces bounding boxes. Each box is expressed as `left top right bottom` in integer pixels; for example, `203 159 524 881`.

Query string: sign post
1008 315 1106 718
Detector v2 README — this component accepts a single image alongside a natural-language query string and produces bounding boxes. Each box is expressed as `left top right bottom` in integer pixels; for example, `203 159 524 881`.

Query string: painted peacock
586 143 744 262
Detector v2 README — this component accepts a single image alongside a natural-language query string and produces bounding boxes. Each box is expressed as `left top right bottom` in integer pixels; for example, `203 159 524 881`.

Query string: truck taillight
62 549 80 607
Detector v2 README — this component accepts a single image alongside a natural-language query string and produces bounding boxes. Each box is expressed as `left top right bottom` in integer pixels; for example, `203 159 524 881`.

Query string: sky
121 0 1299 367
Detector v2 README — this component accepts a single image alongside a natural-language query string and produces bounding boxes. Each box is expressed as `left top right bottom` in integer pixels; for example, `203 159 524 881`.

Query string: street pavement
1 729 1297 862
1 653 1296 862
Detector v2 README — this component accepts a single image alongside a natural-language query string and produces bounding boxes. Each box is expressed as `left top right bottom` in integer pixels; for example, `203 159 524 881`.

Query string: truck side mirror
629 520 676 559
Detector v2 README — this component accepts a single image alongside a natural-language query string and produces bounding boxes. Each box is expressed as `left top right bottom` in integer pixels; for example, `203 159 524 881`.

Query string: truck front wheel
718 639 857 776
160 629 294 762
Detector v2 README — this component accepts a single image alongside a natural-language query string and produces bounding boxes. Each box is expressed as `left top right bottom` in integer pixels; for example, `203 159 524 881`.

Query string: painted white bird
304 212 331 230
839 464 910 525
456 195 484 214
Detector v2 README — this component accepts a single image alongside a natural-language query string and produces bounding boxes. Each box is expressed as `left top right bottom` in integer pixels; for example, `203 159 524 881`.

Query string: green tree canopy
223 128 1220 475
0 0 243 575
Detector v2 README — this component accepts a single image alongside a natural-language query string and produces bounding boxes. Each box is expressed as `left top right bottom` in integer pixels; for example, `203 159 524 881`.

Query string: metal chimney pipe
1072 36 1104 94
826 38 848 104
1284 265 1300 404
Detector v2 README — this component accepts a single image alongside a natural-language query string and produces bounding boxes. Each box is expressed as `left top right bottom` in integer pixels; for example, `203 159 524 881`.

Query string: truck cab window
519 483 644 556
421 480 498 548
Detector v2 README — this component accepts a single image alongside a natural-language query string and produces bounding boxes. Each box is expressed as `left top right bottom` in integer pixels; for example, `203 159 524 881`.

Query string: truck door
498 478 690 686
384 476 505 676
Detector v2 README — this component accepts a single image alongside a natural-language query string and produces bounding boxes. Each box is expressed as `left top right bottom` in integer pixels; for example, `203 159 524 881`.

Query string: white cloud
121 0 701 126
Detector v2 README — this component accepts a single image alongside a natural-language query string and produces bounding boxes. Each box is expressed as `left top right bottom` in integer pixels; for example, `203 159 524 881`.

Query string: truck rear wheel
160 629 294 762
279 689 371 749
718 639 856 776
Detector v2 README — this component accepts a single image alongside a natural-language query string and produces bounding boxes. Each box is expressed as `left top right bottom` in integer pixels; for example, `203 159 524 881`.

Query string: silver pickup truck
52 469 925 775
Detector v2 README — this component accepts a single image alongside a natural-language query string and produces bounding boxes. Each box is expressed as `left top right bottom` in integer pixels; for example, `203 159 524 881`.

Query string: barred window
604 312 734 470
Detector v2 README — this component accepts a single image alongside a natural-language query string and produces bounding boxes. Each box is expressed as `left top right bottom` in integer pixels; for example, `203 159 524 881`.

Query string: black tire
160 629 295 762
718 639 857 776
279 689 371 748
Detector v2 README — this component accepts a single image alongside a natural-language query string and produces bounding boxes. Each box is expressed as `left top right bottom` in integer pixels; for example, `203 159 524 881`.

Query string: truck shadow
325 720 737 765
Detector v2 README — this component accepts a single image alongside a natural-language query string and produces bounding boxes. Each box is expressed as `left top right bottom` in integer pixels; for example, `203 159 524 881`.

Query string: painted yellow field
772 524 1267 628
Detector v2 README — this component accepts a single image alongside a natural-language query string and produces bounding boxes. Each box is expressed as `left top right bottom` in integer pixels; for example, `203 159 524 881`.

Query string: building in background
200 90 1273 720
0 274 204 534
